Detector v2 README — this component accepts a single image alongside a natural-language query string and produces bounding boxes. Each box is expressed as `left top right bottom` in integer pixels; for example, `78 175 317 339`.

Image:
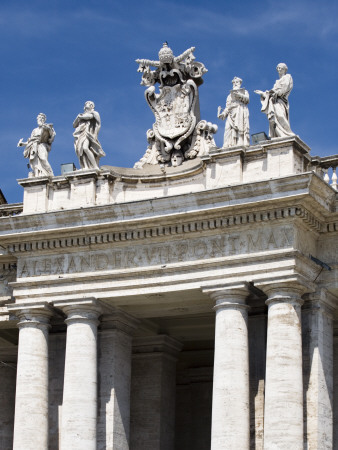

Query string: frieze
17 226 294 278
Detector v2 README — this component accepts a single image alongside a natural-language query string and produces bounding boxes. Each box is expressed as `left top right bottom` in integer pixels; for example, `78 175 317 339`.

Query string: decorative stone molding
325 221 338 233
5 205 322 254
0 203 23 217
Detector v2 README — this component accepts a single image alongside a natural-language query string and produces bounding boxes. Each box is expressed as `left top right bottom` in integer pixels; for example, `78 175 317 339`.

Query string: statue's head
158 42 174 65
171 150 183 167
84 101 95 111
37 113 46 125
276 63 288 76
232 76 242 89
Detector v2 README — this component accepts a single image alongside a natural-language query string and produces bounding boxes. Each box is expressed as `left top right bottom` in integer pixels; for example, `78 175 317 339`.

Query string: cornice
5 204 322 254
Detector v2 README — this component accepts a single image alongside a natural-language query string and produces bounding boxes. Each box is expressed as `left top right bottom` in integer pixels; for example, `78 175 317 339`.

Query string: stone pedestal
55 299 101 450
302 292 334 449
207 288 250 450
10 304 53 450
97 311 139 450
263 286 304 449
130 335 182 450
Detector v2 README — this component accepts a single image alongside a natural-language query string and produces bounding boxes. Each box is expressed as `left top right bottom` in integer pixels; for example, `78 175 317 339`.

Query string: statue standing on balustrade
254 63 294 138
134 43 217 168
73 101 105 170
217 76 250 148
17 113 55 177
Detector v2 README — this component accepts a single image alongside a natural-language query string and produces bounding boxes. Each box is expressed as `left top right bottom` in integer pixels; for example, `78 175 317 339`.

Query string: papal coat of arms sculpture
134 43 218 168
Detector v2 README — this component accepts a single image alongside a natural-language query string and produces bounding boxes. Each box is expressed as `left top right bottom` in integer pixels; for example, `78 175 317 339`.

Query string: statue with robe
73 101 105 170
217 76 250 148
255 63 294 138
17 113 55 177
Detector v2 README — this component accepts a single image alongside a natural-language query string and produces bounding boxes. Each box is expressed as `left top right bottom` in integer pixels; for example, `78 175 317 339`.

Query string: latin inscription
18 227 293 278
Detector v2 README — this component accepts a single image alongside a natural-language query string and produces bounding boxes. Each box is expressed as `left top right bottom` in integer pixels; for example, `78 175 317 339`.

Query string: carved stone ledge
5 205 322 254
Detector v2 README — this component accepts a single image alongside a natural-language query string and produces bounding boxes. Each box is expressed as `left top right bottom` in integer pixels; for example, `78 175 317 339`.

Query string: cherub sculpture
17 113 55 177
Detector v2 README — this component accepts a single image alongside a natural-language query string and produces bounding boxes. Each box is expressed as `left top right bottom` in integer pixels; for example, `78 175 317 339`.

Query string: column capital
54 298 101 325
203 282 250 310
8 301 54 328
256 275 315 304
100 309 140 335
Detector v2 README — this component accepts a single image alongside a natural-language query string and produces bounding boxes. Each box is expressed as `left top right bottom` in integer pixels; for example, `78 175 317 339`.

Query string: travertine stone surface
302 294 333 449
263 286 305 450
9 304 53 450
56 299 101 450
206 287 250 450
17 135 312 214
97 311 139 450
130 336 182 450
0 363 16 450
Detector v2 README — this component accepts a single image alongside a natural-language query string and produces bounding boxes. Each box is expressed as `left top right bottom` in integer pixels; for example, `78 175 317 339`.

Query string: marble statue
73 101 105 170
17 113 55 177
217 77 250 148
134 43 217 168
254 63 294 138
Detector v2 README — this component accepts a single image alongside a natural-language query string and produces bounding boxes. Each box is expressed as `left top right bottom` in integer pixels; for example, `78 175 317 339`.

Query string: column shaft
0 362 16 449
97 312 138 450
130 336 182 450
263 290 304 449
211 292 250 450
303 297 333 448
59 302 100 450
12 306 52 450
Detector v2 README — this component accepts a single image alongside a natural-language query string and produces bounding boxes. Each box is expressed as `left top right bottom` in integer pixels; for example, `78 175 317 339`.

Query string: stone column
130 335 182 450
206 287 250 450
10 303 53 450
0 360 16 449
248 310 267 449
55 299 101 450
48 332 66 450
97 311 139 450
302 291 334 449
263 285 305 449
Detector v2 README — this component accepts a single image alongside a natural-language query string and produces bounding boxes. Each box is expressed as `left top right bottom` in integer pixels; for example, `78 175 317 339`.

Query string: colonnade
9 299 142 450
4 281 336 449
205 282 334 450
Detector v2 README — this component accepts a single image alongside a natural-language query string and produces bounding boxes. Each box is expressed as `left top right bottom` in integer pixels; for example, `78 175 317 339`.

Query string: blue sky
2 0 338 203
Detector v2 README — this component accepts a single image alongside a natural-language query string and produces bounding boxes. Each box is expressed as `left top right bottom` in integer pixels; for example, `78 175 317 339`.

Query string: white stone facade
0 135 337 449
